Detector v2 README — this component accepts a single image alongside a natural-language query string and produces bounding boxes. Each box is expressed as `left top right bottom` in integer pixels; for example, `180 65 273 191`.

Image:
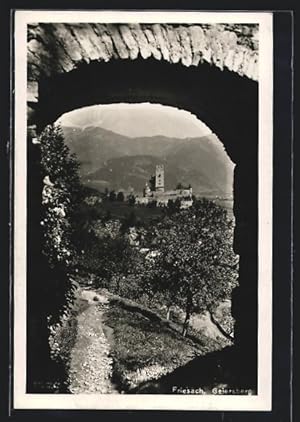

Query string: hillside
84 155 163 192
62 126 181 175
62 126 234 197
55 288 229 393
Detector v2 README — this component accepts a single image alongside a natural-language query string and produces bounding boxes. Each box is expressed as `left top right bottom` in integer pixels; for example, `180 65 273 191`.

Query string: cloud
57 103 212 139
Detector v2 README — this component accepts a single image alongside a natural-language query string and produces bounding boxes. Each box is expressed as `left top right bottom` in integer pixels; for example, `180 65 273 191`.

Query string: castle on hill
135 164 193 209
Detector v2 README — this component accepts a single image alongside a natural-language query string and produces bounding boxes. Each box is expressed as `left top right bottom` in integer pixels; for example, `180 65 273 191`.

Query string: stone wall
27 23 258 102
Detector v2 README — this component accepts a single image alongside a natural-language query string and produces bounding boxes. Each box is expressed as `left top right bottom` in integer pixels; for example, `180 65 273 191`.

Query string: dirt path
68 290 118 394
67 289 230 394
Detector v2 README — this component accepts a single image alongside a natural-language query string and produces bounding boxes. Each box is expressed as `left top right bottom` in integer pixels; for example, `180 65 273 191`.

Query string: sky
57 103 212 139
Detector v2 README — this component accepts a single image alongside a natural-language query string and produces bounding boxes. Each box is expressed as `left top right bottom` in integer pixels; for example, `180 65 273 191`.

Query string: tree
104 187 109 200
174 197 181 210
128 193 136 206
145 199 238 336
77 219 138 293
39 123 82 267
117 191 125 202
38 122 83 354
123 210 138 229
149 175 156 191
147 199 157 209
31 123 84 386
109 190 116 201
103 210 112 222
167 199 180 215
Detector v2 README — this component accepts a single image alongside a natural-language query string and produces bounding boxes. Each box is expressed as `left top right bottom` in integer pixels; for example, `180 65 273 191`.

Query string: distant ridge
62 126 234 197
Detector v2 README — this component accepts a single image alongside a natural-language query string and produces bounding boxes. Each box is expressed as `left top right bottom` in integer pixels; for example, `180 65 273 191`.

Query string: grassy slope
104 305 199 390
52 288 231 393
103 300 227 391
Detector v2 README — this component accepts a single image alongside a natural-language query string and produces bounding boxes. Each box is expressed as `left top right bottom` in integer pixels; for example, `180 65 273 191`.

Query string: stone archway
26 23 259 390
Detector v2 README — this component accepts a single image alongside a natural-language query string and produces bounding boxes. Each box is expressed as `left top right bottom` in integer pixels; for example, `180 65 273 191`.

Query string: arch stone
27 23 258 141
27 23 258 80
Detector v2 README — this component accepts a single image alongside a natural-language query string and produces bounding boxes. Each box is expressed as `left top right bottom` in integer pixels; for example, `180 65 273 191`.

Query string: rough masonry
27 23 258 102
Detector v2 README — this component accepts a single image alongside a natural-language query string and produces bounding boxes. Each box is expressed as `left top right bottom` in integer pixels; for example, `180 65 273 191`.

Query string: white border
14 10 273 411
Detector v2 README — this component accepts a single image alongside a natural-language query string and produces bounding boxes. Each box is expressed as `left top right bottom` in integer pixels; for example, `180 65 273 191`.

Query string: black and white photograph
13 10 273 411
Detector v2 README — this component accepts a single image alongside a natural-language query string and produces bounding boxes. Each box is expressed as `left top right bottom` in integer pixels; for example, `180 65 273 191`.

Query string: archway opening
34 101 240 393
27 56 258 394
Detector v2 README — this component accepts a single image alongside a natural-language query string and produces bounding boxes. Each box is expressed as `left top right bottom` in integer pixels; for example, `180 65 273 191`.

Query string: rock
152 24 170 62
106 24 129 60
143 27 162 60
166 25 181 63
129 24 151 59
178 26 193 67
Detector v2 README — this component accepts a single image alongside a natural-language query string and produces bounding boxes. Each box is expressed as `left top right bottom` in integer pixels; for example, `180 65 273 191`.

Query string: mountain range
62 125 234 197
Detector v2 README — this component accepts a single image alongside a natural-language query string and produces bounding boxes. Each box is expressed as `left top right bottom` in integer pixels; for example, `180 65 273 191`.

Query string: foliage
40 125 82 210
105 305 201 389
109 190 116 201
116 191 125 202
76 218 139 291
167 198 181 214
74 194 237 338
75 200 165 225
128 193 136 206
122 210 141 230
147 199 157 208
210 302 235 338
39 124 85 371
149 175 156 191
39 123 82 267
142 199 238 335
48 288 87 366
91 219 122 239
103 209 112 221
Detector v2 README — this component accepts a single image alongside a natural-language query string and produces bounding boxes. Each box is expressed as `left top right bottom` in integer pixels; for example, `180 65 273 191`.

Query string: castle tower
155 164 164 192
